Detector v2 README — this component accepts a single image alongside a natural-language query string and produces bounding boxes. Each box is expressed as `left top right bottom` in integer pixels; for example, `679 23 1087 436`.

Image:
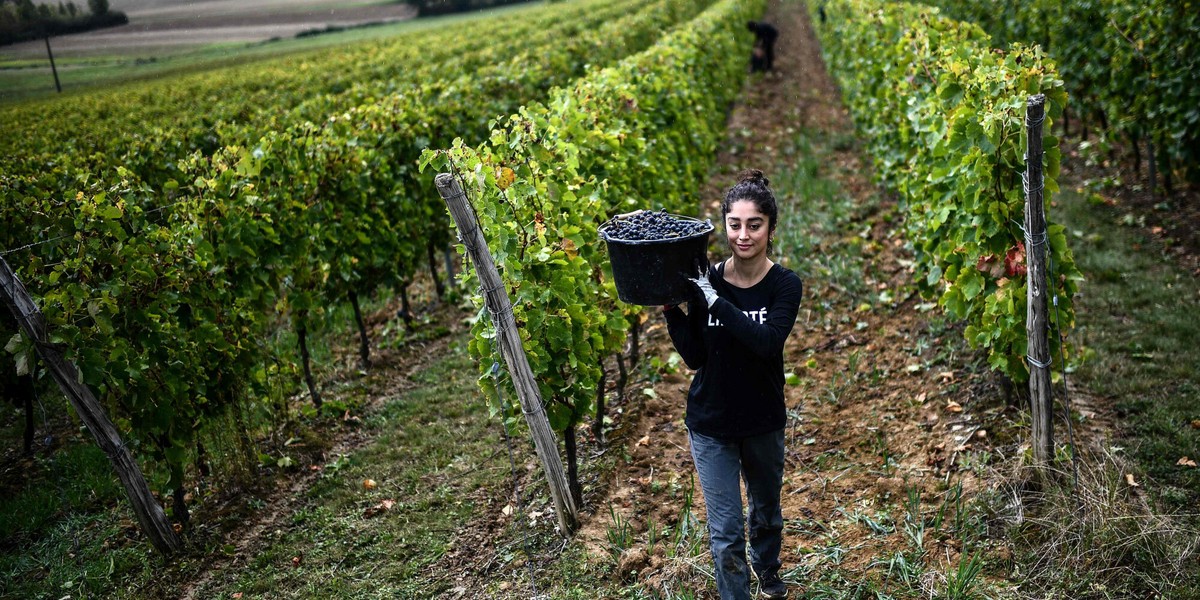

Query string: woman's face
724 199 771 261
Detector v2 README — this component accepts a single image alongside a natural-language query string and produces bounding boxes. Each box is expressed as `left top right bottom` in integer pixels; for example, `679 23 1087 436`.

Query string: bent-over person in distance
747 20 778 72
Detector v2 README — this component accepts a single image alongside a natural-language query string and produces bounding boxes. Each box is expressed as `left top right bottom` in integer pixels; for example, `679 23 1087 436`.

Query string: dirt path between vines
573 0 1007 585
175 279 468 600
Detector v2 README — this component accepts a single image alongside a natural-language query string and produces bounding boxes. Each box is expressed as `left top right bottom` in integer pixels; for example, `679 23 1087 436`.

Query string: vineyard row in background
421 0 1081 514
811 0 1080 383
0 0 720 526
919 0 1200 193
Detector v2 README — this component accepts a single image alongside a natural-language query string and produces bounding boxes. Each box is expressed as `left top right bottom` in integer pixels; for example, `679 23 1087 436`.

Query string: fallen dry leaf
936 371 955 382
501 504 513 517
363 499 396 518
636 435 650 447
1178 457 1198 468
916 392 927 404
1125 473 1140 487
945 401 963 413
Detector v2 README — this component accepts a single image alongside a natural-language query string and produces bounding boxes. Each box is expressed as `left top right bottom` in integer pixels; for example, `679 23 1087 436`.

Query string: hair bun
737 168 769 188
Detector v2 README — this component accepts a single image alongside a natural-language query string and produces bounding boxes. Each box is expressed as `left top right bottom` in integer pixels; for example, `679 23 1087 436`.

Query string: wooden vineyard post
0 257 183 556
434 173 580 536
1024 94 1054 469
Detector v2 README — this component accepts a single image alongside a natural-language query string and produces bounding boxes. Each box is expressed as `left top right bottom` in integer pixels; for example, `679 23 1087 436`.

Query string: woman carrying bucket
661 169 803 600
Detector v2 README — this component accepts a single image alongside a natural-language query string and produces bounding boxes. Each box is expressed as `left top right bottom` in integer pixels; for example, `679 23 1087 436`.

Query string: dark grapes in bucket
600 209 711 241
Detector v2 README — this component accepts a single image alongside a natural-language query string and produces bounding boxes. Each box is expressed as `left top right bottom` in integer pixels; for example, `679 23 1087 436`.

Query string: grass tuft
983 447 1200 597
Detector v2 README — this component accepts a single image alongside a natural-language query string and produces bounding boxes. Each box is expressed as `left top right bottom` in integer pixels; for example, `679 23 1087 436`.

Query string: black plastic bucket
599 214 713 306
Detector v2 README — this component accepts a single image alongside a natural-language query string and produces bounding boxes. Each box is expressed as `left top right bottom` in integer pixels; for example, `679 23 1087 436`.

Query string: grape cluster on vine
600 209 711 241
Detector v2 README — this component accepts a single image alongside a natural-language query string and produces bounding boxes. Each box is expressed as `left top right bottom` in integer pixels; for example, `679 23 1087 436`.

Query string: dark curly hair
721 169 778 249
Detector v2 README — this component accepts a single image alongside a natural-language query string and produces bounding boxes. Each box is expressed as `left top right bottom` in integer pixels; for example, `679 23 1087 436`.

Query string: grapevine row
918 0 1200 188
810 0 1082 382
0 0 645 200
420 0 760 490
0 0 715 511
0 0 632 162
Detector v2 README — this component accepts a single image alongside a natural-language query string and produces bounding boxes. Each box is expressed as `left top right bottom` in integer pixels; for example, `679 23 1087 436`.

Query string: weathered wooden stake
443 244 456 291
44 35 61 93
1148 138 1157 197
0 257 183 555
296 315 322 407
348 290 371 370
1024 94 1054 469
434 173 579 536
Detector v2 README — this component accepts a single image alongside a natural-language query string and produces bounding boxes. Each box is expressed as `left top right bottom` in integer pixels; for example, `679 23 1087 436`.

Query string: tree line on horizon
0 0 127 45
411 0 545 18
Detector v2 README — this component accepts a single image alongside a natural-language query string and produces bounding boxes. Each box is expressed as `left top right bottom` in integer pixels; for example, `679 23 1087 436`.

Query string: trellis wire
0 235 72 257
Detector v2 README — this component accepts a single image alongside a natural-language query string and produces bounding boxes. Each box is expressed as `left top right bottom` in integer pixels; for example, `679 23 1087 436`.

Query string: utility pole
44 34 62 93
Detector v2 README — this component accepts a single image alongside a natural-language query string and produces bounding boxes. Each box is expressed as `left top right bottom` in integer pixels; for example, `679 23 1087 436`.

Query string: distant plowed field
2 0 416 58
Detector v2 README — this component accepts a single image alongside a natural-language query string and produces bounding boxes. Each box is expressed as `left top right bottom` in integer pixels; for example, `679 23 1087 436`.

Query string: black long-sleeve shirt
664 262 803 439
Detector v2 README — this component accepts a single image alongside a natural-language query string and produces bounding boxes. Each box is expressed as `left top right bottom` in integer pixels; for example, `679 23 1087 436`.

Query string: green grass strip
1056 191 1200 511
